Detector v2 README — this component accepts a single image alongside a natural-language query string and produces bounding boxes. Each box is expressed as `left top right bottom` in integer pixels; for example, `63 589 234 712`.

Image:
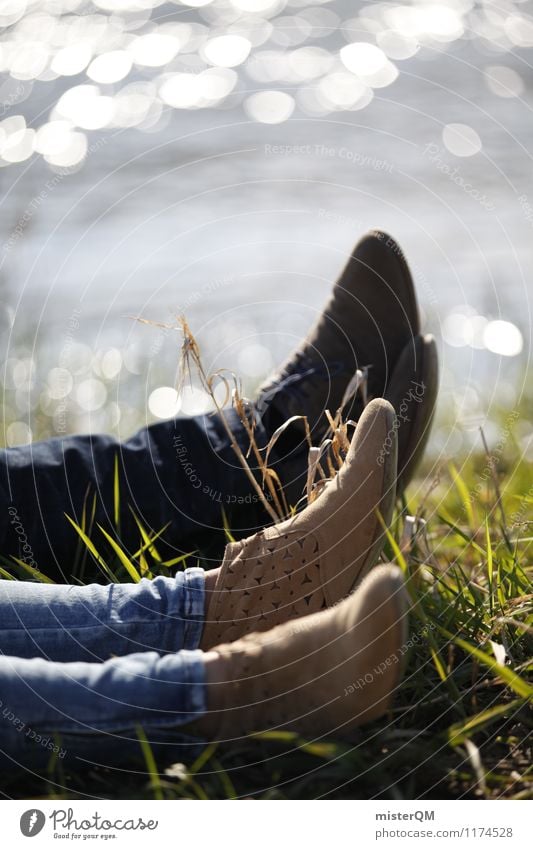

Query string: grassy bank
0 322 531 800
1 415 531 800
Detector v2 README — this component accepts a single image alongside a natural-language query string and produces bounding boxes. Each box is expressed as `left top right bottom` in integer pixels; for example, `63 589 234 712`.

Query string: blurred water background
0 0 531 463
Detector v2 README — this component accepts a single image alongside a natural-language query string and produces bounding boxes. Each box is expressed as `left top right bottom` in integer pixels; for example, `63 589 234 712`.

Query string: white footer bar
3 799 530 848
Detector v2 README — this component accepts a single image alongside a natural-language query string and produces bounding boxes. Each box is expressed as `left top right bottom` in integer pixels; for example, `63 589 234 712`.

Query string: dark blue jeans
0 409 306 583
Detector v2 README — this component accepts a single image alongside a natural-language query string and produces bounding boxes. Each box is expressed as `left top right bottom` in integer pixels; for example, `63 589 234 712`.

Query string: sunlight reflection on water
2 0 530 168
0 0 531 446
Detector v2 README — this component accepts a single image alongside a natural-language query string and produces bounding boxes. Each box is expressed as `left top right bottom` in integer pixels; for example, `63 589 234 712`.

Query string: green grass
0 409 531 800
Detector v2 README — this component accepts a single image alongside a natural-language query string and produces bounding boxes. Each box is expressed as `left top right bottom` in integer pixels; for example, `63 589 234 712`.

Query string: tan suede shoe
196 564 408 740
201 398 397 649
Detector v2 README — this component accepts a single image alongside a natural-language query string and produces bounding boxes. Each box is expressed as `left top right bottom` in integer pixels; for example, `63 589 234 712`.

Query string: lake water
0 0 531 458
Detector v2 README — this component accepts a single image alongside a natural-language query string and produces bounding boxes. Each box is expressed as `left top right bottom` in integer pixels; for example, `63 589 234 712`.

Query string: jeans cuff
181 567 206 651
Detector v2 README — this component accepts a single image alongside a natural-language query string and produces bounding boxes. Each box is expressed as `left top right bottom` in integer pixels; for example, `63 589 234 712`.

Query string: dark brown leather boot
385 333 439 491
256 230 420 442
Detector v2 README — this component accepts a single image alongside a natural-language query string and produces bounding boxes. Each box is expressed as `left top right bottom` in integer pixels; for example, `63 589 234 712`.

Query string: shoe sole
386 333 439 491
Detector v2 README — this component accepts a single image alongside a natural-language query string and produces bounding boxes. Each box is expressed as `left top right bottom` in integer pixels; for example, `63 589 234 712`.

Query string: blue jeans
0 408 306 582
0 568 207 771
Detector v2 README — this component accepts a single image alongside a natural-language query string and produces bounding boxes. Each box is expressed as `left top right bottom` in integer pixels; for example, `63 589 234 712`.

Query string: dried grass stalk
136 314 368 523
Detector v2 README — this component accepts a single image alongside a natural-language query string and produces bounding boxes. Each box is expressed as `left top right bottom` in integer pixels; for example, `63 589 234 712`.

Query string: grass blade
97 524 141 583
486 515 494 615
5 557 54 584
161 552 195 569
129 510 169 562
448 697 527 746
221 507 235 543
442 629 533 699
113 452 120 532
136 726 163 800
64 514 116 582
449 462 476 530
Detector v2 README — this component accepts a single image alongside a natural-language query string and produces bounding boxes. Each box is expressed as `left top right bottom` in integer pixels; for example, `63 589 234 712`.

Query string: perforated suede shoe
201 398 397 649
194 564 409 740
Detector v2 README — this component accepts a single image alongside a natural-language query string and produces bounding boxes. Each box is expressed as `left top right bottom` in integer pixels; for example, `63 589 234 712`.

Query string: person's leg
0 567 209 769
0 408 304 583
0 648 207 770
0 565 407 771
0 568 206 662
0 232 438 586
0 396 397 665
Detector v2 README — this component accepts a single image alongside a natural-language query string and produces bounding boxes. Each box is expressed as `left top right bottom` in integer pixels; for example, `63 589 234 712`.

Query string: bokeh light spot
244 90 294 123
442 123 482 157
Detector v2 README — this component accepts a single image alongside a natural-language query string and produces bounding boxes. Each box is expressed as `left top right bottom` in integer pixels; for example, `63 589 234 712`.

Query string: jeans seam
181 568 205 651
